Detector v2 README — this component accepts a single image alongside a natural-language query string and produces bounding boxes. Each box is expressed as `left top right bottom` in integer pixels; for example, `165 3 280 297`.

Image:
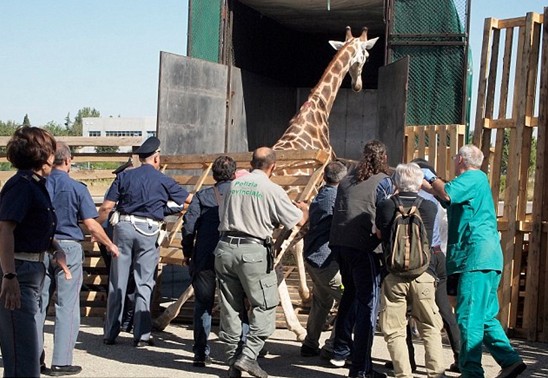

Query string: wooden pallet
472 10 548 341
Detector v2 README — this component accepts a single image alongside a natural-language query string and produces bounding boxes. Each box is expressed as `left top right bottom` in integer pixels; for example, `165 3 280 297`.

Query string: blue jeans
192 269 217 358
332 246 381 377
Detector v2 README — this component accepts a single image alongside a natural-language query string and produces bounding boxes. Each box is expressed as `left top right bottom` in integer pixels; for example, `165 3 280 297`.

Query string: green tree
22 114 31 127
0 121 18 136
72 107 100 136
43 121 71 136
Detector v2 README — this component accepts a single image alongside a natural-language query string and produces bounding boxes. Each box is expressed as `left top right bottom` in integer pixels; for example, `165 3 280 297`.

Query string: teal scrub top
444 169 503 274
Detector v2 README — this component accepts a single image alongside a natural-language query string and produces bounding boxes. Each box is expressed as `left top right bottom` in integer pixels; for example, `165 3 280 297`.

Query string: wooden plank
161 149 329 166
526 7 548 341
510 234 525 328
438 127 448 180
83 275 108 286
0 136 142 147
427 126 437 167
473 18 497 147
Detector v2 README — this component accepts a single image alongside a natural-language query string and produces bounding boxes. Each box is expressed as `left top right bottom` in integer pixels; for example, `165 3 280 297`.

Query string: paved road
2 317 543 377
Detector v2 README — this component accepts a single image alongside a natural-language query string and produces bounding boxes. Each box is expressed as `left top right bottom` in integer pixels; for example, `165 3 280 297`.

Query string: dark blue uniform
36 169 98 368
103 163 189 345
182 180 231 362
0 171 56 377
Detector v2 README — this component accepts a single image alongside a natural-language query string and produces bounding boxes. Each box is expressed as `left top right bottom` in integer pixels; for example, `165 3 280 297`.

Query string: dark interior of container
231 1 385 90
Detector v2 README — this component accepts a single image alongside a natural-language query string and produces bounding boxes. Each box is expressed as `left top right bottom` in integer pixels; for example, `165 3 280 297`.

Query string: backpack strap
409 196 423 216
391 195 406 216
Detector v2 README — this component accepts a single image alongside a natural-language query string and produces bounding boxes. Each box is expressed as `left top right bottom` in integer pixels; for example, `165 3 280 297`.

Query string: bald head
251 147 276 172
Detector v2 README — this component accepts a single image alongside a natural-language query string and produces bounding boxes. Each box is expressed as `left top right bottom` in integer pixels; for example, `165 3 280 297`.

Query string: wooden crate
404 124 466 180
472 9 548 341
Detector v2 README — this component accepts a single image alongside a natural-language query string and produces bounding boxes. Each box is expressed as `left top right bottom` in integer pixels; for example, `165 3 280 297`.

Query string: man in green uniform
214 147 308 378
424 144 526 378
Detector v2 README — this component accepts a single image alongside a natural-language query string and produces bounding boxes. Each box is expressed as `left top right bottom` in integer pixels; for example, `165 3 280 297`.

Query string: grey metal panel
297 88 379 161
377 57 409 167
241 71 296 149
226 67 249 152
157 52 249 155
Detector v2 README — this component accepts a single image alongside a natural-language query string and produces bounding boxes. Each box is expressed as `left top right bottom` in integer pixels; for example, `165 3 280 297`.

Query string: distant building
82 117 156 152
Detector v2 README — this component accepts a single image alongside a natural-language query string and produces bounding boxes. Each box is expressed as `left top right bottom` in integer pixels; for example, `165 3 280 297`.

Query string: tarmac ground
1 317 545 377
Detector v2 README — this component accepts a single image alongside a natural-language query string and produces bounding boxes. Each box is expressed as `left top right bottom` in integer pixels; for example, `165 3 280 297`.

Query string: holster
264 236 274 274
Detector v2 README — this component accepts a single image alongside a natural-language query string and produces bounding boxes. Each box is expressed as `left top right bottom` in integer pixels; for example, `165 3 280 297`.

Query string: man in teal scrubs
424 144 526 378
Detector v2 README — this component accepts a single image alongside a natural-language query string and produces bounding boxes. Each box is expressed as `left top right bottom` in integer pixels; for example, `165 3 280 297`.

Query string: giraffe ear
363 37 379 50
329 40 345 50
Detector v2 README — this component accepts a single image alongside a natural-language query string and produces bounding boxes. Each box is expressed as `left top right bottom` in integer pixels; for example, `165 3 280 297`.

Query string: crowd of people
0 128 528 378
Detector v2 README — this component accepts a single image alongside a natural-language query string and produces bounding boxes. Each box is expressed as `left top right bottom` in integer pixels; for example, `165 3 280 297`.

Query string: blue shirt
303 184 337 268
0 170 56 253
106 164 189 221
182 181 231 273
46 169 98 241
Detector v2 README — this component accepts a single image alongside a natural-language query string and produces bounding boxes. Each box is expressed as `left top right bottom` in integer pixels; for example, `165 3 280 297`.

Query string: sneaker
495 361 527 378
330 357 347 367
193 355 212 367
300 344 320 357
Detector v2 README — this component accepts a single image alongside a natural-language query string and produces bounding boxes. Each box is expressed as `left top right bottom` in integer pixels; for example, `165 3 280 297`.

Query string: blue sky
0 1 545 128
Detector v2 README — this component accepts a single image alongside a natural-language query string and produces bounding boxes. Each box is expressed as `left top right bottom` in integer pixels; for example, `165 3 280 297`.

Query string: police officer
37 141 119 376
97 136 192 346
99 158 136 334
0 127 70 377
182 155 236 368
214 147 308 378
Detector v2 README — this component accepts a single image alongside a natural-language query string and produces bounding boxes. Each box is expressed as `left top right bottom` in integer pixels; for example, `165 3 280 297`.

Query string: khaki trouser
214 240 278 362
379 272 445 378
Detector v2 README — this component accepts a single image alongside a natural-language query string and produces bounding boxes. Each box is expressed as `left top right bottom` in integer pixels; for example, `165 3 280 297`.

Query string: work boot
234 355 268 378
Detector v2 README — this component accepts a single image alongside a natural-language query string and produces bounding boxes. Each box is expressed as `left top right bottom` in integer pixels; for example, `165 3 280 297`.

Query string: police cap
136 137 161 158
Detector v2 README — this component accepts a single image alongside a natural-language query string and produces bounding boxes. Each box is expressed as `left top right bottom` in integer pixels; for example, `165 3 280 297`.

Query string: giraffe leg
276 264 307 341
292 240 311 303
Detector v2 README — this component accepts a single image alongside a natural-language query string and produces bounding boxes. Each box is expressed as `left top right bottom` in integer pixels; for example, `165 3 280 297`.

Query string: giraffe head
329 26 379 92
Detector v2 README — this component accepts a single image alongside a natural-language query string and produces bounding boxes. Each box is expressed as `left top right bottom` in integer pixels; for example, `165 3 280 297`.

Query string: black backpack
383 195 431 279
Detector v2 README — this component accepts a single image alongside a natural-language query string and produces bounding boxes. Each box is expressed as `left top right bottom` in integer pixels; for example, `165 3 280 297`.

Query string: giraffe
272 26 378 341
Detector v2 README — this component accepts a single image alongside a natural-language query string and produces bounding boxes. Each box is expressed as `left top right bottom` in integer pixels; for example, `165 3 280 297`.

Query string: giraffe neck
308 43 356 116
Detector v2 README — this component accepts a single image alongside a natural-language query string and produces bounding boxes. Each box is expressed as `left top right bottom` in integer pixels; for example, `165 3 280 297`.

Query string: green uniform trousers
214 240 278 362
456 270 522 377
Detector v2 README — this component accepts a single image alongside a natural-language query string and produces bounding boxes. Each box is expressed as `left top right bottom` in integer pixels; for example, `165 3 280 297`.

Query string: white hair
393 163 424 192
458 144 484 169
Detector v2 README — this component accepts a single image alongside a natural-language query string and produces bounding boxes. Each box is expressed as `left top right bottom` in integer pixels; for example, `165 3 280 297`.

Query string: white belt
14 252 45 262
120 214 161 227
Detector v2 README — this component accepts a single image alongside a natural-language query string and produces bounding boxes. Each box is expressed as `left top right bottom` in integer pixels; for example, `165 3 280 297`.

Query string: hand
183 257 191 266
421 167 436 181
293 201 308 211
0 277 21 310
52 250 72 280
107 243 119 258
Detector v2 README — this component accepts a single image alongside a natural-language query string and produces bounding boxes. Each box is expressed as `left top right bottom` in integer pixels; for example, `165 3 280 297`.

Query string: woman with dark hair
0 126 70 377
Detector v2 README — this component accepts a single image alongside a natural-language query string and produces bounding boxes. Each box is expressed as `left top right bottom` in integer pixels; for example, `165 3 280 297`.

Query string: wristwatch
427 176 438 185
2 272 17 280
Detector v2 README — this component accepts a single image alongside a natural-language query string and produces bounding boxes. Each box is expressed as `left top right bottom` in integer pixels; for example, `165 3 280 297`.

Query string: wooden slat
526 7 548 341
